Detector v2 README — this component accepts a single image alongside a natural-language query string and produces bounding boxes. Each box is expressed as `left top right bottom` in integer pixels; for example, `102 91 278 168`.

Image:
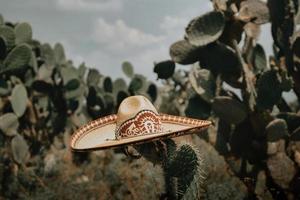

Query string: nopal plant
1 0 300 198
154 0 300 199
0 14 204 199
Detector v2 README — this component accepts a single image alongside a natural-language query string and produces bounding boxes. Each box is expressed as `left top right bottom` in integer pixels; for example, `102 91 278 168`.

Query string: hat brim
70 114 211 151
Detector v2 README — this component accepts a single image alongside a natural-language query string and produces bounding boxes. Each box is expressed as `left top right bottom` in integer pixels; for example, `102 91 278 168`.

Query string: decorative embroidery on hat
115 110 163 139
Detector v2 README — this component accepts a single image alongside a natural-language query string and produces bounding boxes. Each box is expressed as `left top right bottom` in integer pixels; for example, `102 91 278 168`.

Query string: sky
0 0 272 80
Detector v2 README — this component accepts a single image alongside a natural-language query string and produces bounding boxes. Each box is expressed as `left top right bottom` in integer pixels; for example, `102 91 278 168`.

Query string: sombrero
70 95 211 151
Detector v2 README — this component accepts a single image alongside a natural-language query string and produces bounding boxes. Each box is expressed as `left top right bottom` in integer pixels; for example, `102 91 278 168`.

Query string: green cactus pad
198 42 241 77
266 119 288 142
169 40 200 65
0 25 15 50
185 95 211 119
0 112 19 136
238 0 269 24
11 134 29 164
64 79 80 91
65 83 85 99
189 66 216 103
252 44 267 74
103 77 113 93
41 43 55 66
116 90 129 107
103 93 115 113
32 80 53 94
168 144 199 178
122 61 134 78
29 50 38 72
129 75 146 93
54 43 66 64
10 84 28 117
169 144 202 199
256 70 282 110
212 96 247 124
15 22 33 44
78 63 87 78
186 11 225 47
87 68 101 87
154 60 175 79
2 44 32 74
37 64 53 81
60 66 79 84
113 78 127 94
147 83 157 102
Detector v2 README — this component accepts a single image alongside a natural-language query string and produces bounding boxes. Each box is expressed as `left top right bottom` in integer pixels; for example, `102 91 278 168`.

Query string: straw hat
70 95 211 151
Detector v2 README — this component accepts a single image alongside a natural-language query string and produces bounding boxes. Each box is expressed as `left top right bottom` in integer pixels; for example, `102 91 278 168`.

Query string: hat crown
115 96 163 139
116 96 157 126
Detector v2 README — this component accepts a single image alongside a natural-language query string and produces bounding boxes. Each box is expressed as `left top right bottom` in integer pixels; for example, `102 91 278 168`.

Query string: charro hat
70 95 211 151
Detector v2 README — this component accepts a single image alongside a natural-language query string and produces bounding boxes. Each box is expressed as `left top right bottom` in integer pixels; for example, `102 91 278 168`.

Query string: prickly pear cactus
1 0 300 198
0 14 162 199
155 0 300 199
134 139 204 199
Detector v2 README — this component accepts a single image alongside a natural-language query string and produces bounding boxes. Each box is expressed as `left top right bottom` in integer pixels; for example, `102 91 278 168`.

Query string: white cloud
88 16 192 79
92 18 164 51
3 0 247 82
57 14 208 80
55 0 122 12
62 9 217 81
127 45 169 79
89 18 168 78
158 15 190 46
160 15 188 33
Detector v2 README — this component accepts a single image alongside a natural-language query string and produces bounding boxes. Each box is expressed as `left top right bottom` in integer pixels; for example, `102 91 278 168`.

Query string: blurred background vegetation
1 0 300 199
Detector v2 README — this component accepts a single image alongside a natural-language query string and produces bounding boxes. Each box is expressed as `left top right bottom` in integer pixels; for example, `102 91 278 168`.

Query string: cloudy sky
0 0 272 80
